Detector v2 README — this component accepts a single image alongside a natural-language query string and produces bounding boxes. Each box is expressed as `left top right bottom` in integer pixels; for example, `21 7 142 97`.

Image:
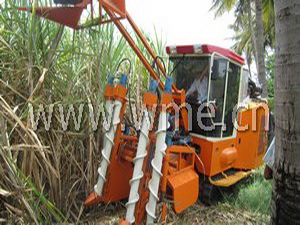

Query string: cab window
223 62 241 137
209 58 228 123
171 56 210 104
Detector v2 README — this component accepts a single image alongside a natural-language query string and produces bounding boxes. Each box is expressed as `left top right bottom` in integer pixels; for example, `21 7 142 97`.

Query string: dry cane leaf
0 188 12 197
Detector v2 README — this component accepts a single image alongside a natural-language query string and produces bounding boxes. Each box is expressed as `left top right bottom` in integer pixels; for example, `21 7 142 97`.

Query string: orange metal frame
85 82 133 206
161 145 199 214
104 7 178 92
192 102 269 178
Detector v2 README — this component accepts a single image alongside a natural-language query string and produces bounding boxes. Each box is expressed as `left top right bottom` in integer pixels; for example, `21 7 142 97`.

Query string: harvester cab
19 0 269 224
167 44 247 138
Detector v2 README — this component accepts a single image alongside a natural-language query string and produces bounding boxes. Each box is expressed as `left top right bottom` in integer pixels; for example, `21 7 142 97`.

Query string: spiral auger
145 112 168 223
95 100 122 195
146 77 173 225
125 80 158 224
102 75 115 132
125 110 152 224
94 74 128 197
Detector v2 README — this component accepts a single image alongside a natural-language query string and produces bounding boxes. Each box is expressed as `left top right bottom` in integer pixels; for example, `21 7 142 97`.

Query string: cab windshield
171 56 210 104
171 55 242 138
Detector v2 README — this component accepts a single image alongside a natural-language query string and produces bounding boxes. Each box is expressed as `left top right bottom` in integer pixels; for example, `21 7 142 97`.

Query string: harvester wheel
199 178 222 206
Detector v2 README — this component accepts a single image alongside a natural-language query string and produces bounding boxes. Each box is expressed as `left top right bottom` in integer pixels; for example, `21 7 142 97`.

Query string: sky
126 0 236 49
2 0 236 49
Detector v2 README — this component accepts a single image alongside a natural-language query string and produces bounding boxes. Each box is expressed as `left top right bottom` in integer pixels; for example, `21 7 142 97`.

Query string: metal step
209 170 253 187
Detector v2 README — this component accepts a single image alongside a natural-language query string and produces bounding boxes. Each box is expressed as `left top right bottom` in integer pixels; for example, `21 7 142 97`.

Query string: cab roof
166 44 245 65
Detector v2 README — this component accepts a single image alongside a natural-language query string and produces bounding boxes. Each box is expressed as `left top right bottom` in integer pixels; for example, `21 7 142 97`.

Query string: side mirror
252 85 262 98
249 78 262 98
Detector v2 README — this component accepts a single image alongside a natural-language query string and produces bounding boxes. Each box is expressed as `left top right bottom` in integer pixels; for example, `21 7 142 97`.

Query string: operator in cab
185 64 210 104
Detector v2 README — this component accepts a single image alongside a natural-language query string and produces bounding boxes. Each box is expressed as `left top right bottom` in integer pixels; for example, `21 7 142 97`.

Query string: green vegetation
211 0 275 101
0 0 164 223
225 167 272 216
174 168 271 224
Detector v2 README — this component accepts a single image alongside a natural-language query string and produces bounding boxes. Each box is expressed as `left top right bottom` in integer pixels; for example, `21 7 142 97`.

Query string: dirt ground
81 202 269 225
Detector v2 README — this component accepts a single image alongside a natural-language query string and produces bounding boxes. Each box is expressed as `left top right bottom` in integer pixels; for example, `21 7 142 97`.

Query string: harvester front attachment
85 73 133 206
119 77 199 224
145 77 172 224
125 80 158 224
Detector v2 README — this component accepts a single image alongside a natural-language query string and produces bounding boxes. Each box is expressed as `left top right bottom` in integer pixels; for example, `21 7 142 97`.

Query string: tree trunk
247 0 258 68
271 0 300 224
255 0 268 98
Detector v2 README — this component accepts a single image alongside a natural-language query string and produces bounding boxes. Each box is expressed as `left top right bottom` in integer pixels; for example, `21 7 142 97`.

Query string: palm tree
271 0 300 223
211 0 274 97
255 0 267 97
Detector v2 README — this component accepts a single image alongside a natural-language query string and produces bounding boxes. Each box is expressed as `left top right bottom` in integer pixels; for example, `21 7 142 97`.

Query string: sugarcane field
0 0 299 224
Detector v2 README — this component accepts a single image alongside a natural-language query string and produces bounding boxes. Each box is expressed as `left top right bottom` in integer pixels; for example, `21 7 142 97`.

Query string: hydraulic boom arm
19 0 179 92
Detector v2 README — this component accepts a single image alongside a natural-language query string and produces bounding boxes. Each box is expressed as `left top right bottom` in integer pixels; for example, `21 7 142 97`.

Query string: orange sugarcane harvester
19 1 270 224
